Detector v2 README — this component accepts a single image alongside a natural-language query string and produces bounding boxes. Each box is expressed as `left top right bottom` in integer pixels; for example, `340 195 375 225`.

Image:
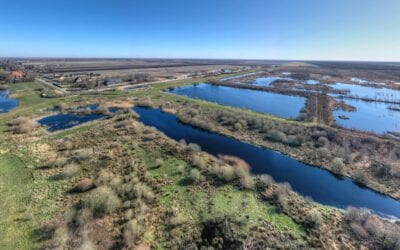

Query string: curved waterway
134 107 400 219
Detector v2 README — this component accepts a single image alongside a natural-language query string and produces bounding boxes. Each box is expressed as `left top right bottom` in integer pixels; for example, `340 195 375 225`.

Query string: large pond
135 107 400 219
0 90 19 113
169 83 306 119
330 83 400 103
334 99 400 134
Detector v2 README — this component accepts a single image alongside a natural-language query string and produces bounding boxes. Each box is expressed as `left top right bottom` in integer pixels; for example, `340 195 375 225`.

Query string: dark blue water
38 104 120 131
170 83 306 119
38 113 106 131
135 107 400 219
0 90 19 113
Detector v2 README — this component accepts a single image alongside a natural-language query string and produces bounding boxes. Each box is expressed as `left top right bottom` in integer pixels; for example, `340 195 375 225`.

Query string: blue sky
1 0 399 61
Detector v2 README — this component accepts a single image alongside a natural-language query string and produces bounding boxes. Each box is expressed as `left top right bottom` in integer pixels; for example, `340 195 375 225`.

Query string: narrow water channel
134 107 400 219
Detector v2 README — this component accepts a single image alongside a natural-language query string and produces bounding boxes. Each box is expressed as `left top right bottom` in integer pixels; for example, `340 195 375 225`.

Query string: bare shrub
345 207 370 224
305 209 322 228
10 117 36 133
61 163 80 179
350 222 369 239
331 157 345 174
124 219 143 248
85 186 121 216
258 174 275 188
49 156 68 168
353 169 369 186
316 147 331 159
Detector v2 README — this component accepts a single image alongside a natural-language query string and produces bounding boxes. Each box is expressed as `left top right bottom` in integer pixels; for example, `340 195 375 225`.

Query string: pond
38 105 119 132
330 83 400 102
135 107 400 219
251 77 293 86
334 99 400 134
0 90 19 113
38 113 107 132
169 83 306 119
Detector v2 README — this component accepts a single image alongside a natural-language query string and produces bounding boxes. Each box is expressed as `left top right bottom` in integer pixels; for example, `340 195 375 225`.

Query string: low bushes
345 207 400 248
84 186 121 216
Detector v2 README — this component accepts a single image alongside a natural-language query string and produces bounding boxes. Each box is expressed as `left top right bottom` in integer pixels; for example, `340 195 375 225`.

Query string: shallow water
0 90 19 113
334 99 400 134
169 83 306 119
251 77 293 86
135 107 400 219
330 83 400 102
304 79 320 85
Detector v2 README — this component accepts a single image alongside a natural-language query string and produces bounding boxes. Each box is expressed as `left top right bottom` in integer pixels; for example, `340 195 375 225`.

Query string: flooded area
250 76 293 86
330 83 400 102
334 99 400 134
169 83 306 119
0 90 19 113
135 107 400 219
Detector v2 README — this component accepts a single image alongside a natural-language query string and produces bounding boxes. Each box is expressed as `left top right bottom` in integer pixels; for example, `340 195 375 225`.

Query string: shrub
49 156 68 168
53 225 70 247
286 135 302 147
258 174 275 188
233 122 243 131
317 147 330 159
62 163 80 178
78 239 96 250
306 209 322 228
265 129 287 143
11 117 37 134
170 213 188 227
240 175 255 189
85 186 121 216
177 164 186 175
331 157 345 174
192 155 207 169
353 169 369 186
187 143 201 152
218 165 235 182
345 207 370 224
124 219 143 248
350 222 369 239
188 168 202 183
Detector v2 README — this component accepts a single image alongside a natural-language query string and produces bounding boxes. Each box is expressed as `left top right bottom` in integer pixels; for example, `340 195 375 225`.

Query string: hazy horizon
1 0 399 61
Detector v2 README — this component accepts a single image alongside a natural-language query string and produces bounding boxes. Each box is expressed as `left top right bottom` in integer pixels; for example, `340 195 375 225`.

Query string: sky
0 0 399 61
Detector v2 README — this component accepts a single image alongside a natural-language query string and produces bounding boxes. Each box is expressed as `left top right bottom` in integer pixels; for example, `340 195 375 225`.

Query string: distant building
10 71 26 79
